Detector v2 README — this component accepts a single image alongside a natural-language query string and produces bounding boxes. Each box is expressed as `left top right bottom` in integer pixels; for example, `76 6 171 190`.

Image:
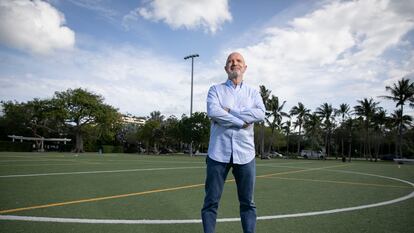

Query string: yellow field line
256 164 349 178
0 164 347 214
0 183 205 214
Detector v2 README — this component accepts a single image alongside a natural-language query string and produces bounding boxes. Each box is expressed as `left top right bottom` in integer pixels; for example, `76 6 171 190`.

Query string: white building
121 115 146 125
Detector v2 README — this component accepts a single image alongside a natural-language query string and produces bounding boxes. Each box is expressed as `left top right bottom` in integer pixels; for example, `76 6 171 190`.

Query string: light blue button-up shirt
207 79 266 164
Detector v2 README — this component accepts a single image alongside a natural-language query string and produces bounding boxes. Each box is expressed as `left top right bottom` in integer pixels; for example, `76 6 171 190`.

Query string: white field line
0 159 205 165
0 160 311 178
0 170 413 224
0 159 80 163
257 161 313 166
257 163 313 170
100 159 205 164
0 163 96 167
0 160 204 167
0 166 205 178
0 155 65 158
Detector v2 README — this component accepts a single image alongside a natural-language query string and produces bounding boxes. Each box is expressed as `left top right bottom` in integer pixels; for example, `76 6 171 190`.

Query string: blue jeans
201 156 256 233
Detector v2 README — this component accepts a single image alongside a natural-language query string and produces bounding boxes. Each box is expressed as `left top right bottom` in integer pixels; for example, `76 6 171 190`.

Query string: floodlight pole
184 54 199 157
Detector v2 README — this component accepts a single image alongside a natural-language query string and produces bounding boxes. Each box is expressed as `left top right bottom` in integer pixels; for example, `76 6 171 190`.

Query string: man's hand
242 123 250 128
223 107 230 113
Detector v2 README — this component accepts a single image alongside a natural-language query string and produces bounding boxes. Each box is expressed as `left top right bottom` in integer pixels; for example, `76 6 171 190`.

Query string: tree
290 102 310 154
380 78 414 157
389 109 413 156
265 95 288 154
53 88 121 153
137 119 160 154
303 113 322 151
354 98 381 160
1 101 35 138
0 99 64 150
179 112 210 153
144 110 166 153
149 111 165 122
335 103 351 158
316 103 335 158
163 115 181 151
282 118 292 156
259 85 271 157
372 109 388 161
118 123 141 153
343 117 357 162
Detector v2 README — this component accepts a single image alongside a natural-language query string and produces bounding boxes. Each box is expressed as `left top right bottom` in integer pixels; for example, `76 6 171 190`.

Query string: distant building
121 114 146 125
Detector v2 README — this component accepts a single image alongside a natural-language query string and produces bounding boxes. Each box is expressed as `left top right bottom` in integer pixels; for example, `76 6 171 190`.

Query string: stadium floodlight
184 54 199 157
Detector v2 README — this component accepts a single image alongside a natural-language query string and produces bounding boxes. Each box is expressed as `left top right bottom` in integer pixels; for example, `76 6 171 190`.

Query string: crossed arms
206 86 266 128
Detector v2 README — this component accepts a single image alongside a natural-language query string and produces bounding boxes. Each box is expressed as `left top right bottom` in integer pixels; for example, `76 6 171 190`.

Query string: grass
0 152 413 233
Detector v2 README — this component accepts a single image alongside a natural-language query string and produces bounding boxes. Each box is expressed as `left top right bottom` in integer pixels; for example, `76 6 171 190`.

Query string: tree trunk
368 129 372 161
398 105 403 158
261 122 265 157
267 127 276 154
348 132 352 162
297 125 302 154
328 130 332 159
286 133 290 156
375 135 380 162
74 129 84 153
324 133 328 157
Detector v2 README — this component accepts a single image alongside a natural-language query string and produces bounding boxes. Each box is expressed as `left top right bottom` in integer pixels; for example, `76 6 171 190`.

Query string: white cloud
0 45 207 117
132 0 232 34
0 0 75 55
67 0 118 20
2 0 413 119
229 0 414 112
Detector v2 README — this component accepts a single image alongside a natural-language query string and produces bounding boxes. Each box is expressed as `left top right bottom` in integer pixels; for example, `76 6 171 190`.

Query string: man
201 52 265 233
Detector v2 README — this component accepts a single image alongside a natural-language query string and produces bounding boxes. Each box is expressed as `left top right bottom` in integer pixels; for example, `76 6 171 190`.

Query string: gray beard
228 71 239 80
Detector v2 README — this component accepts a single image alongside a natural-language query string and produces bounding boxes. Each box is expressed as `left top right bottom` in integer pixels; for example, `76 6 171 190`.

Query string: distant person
201 52 265 233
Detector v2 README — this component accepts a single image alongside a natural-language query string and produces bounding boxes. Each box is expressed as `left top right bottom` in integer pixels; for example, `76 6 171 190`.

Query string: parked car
269 151 284 158
159 148 174 154
301 150 326 159
380 154 397 161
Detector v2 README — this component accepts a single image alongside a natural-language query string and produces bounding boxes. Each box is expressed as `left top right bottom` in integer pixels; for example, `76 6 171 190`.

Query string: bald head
226 52 245 64
225 52 247 85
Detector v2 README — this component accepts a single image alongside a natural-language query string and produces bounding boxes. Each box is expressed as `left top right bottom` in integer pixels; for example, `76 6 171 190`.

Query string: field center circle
0 169 413 224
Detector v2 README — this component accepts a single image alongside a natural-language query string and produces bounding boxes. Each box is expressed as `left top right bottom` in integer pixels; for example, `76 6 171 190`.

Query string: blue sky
0 0 413 118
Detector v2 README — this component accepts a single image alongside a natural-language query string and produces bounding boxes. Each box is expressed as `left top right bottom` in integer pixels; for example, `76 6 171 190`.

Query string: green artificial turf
0 152 413 233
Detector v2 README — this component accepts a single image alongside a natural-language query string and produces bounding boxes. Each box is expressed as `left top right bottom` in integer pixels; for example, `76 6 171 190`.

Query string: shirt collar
226 79 243 89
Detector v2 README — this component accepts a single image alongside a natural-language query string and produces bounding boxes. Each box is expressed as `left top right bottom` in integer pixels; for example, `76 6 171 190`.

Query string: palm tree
316 103 335 158
335 103 351 158
265 95 288 154
304 113 322 152
343 117 356 162
259 85 271 157
380 78 414 158
146 111 165 153
149 111 165 122
354 98 381 160
290 102 310 154
372 109 388 161
389 109 413 156
282 118 292 156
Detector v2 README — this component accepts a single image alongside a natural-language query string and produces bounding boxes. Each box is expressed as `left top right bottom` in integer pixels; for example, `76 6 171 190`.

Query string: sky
0 0 413 119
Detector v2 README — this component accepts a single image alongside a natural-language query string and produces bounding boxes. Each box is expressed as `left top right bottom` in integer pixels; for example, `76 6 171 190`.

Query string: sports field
0 152 413 233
